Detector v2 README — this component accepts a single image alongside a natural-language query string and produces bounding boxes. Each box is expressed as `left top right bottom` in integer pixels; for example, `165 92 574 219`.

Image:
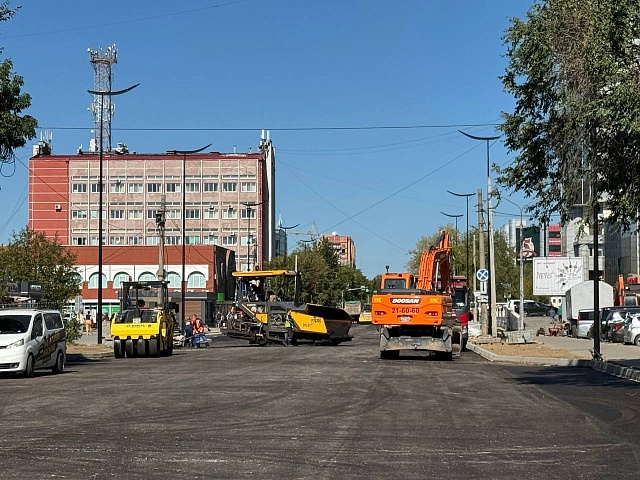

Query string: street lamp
87 83 139 344
498 196 525 331
241 200 267 271
166 144 212 331
440 211 463 248
460 130 501 338
447 191 474 283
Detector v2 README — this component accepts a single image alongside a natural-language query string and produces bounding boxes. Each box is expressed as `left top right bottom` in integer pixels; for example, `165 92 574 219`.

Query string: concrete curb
66 352 113 363
468 342 640 383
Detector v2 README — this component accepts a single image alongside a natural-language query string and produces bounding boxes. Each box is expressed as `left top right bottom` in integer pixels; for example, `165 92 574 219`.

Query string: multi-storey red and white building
27 134 276 313
321 233 356 268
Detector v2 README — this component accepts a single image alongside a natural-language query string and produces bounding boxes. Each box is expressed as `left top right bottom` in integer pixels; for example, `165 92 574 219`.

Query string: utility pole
477 189 487 336
156 195 166 306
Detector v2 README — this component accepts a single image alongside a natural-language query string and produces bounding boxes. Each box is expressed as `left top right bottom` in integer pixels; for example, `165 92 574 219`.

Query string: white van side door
31 314 46 368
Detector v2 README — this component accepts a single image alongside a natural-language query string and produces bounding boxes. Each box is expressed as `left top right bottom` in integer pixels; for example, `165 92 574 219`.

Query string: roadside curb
67 352 113 363
467 342 592 367
468 342 640 383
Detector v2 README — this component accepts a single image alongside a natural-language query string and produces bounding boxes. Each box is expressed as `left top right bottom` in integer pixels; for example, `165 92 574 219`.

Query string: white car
0 309 66 377
623 314 640 346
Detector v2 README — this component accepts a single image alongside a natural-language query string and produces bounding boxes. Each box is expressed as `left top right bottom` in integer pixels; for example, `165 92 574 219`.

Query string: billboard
533 257 585 296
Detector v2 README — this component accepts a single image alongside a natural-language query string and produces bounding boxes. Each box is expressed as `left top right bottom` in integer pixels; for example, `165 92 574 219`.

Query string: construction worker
184 317 193 347
284 312 293 347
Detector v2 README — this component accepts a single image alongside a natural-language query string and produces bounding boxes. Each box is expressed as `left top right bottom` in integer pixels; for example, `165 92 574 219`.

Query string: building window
128 236 141 245
90 236 105 246
187 272 206 288
166 236 181 245
90 210 107 219
204 208 218 219
187 235 201 245
166 272 181 288
72 237 87 245
91 183 105 193
147 209 158 219
204 182 218 192
222 235 237 246
138 271 156 282
147 183 162 193
110 236 125 245
72 183 87 193
113 272 130 288
166 183 181 193
222 182 237 192
241 208 256 219
110 182 125 193
146 237 159 246
241 235 255 246
185 209 200 219
110 210 125 219
128 209 143 220
204 235 219 245
166 209 181 219
185 183 200 193
88 273 107 288
72 210 88 219
129 183 143 193
222 208 237 220
241 182 256 192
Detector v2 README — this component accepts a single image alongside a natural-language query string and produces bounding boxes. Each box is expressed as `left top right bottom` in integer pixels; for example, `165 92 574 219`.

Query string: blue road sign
476 269 489 282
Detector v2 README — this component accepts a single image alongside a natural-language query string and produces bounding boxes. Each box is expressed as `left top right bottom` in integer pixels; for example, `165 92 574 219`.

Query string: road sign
480 281 487 294
74 295 83 313
476 268 489 282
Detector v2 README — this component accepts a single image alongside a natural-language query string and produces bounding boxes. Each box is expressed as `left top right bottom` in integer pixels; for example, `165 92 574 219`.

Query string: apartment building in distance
321 233 356 268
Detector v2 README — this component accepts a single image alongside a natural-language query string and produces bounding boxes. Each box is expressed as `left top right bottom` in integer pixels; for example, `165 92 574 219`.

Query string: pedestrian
547 306 556 319
84 311 92 335
184 317 193 347
192 314 204 346
284 312 293 347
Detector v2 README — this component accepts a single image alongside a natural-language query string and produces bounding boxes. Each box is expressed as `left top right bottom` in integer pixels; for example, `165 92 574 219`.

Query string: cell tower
88 44 117 152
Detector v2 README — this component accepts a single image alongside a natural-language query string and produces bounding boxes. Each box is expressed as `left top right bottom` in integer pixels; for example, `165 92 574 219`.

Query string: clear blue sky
1 0 534 278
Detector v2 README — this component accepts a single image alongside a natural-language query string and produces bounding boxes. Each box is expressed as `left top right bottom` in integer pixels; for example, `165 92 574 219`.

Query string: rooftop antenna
88 44 117 152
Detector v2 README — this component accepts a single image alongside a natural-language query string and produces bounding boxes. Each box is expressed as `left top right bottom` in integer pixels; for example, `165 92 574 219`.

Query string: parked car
587 307 640 341
623 314 640 346
0 308 66 377
514 300 549 316
577 309 595 338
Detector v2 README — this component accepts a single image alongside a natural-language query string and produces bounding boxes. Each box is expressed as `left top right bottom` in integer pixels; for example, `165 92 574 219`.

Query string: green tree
264 238 370 307
497 1 640 229
0 3 38 162
0 228 80 309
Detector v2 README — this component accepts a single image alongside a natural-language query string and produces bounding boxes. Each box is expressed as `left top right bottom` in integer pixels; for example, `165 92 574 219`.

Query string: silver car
622 314 640 346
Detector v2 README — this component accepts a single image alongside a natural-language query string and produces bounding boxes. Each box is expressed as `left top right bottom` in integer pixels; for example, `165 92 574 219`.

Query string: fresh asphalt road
1 325 639 480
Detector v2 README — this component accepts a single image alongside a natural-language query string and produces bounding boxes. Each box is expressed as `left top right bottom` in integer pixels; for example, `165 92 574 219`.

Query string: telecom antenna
88 44 117 152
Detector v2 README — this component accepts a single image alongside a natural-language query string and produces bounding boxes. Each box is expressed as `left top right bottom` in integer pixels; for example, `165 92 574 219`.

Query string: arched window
88 273 107 289
138 271 156 282
113 272 131 289
187 272 206 288
166 272 181 288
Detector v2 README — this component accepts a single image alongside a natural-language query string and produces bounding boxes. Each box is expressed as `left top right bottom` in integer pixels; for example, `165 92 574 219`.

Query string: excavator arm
416 231 452 293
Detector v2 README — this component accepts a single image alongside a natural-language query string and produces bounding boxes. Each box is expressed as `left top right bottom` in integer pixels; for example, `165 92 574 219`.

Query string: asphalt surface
1 325 639 479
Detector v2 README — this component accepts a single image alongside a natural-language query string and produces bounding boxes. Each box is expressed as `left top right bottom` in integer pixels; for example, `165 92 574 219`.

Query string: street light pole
87 83 138 344
460 131 501 338
440 211 463 248
448 191 474 283
499 196 525 331
166 144 211 331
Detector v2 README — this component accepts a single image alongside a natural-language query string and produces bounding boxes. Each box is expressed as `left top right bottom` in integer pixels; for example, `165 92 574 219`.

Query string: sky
0 0 535 278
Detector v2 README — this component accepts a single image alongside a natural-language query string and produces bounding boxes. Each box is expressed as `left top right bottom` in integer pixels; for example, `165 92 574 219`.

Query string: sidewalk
469 316 640 383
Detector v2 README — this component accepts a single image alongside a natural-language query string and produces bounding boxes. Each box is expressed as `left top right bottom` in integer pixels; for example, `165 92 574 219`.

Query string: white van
0 309 66 377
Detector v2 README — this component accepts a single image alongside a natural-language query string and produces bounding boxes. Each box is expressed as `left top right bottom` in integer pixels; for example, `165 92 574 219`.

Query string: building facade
321 233 356 268
28 135 276 271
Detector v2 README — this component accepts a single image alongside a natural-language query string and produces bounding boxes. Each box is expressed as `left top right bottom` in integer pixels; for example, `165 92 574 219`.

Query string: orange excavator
371 231 461 360
615 274 640 306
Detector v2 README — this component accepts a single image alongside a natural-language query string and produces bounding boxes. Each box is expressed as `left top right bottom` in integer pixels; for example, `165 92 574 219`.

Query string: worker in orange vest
192 314 204 335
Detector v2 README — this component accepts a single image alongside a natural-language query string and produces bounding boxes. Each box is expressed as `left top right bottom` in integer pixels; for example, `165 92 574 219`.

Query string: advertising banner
533 257 584 296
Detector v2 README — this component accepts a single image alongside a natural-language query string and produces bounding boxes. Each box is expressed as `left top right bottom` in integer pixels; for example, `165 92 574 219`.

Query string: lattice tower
88 45 117 152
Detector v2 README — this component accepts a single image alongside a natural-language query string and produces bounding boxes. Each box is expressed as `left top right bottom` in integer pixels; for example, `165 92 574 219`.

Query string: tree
497 1 640 230
0 228 80 309
0 3 37 162
264 238 369 307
